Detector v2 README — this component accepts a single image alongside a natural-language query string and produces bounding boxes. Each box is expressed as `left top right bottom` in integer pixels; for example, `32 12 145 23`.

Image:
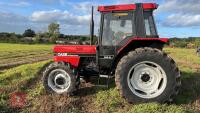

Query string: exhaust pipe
90 6 94 45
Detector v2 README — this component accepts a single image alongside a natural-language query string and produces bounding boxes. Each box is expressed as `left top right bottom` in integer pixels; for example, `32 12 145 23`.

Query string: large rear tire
43 62 76 94
115 47 181 103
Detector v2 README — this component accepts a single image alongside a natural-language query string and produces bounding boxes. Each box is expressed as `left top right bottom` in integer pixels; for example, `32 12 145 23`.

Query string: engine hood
53 45 96 54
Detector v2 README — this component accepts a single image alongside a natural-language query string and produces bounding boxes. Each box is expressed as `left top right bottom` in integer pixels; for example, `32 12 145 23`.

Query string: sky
0 0 199 38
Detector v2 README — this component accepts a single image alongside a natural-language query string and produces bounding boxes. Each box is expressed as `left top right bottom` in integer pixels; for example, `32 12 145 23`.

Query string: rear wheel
43 62 76 94
115 47 181 103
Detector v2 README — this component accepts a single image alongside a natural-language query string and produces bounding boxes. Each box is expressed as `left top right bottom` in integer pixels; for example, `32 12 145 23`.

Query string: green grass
0 60 51 113
164 48 200 105
0 43 53 69
164 48 200 65
95 88 128 113
129 103 194 113
95 88 196 113
0 43 52 52
0 60 51 90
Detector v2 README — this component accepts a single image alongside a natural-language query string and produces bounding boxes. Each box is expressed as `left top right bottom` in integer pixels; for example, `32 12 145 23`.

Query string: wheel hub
127 61 167 99
141 73 151 82
48 69 71 94
55 77 65 85
54 74 69 88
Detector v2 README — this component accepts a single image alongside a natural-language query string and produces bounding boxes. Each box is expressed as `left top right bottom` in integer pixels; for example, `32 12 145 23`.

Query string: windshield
102 12 135 46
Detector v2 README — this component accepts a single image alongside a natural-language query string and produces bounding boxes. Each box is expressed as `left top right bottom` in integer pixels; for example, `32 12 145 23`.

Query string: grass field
0 45 200 113
0 43 53 71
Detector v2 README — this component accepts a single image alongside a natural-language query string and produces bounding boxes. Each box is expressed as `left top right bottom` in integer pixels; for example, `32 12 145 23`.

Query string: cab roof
98 3 158 12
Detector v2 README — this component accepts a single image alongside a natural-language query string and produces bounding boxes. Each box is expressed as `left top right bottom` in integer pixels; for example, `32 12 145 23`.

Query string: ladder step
99 75 114 78
99 75 109 78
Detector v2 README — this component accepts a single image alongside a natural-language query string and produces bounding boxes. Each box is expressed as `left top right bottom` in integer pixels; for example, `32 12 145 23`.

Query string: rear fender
117 38 168 54
111 38 169 72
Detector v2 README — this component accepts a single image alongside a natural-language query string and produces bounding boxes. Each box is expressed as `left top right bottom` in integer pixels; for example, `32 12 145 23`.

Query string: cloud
0 1 30 7
59 0 66 6
31 0 55 4
0 12 34 33
158 0 200 14
157 0 200 27
30 10 90 25
162 14 200 27
0 7 92 35
73 2 93 12
0 12 28 23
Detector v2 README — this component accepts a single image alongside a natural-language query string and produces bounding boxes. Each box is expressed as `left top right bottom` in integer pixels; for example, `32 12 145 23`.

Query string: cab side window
144 11 158 37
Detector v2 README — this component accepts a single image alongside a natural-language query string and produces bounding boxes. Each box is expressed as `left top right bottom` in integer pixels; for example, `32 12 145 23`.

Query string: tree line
0 22 91 44
169 37 200 48
0 22 199 47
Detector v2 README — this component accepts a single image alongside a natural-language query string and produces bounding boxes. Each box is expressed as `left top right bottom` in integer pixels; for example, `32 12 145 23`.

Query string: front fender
54 56 80 68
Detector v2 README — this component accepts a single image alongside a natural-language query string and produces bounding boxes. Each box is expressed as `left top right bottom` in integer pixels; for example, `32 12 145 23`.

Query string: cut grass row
0 50 51 59
0 53 51 63
0 43 52 52
0 60 51 90
0 43 53 70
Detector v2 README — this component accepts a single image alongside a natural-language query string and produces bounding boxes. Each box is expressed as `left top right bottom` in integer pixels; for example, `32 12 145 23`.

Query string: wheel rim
127 61 167 99
48 69 71 94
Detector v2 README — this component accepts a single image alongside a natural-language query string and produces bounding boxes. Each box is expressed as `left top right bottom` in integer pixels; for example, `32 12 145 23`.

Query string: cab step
98 74 114 88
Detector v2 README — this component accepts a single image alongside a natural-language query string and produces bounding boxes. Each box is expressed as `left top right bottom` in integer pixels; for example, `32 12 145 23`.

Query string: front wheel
43 62 76 94
115 47 181 103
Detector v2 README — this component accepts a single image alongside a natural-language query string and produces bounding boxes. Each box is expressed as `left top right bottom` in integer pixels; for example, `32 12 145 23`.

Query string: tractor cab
98 3 158 46
96 3 164 70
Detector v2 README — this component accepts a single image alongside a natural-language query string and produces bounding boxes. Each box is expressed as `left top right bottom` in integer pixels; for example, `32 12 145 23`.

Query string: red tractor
43 3 181 103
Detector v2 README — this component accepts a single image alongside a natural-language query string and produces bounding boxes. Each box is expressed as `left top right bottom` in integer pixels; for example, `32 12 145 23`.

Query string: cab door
98 11 134 69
